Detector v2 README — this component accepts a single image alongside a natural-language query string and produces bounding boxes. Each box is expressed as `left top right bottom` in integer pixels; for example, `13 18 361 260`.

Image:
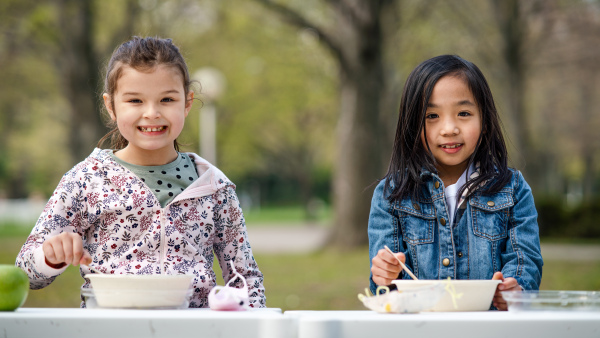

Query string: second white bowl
392 279 501 311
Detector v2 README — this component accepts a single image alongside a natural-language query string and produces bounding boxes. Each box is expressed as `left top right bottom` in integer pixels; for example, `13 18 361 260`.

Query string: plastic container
502 290 600 312
359 283 446 314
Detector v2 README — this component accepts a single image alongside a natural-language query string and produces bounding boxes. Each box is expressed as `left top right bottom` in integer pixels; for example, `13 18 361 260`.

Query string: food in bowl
392 279 501 312
85 274 193 309
359 283 446 313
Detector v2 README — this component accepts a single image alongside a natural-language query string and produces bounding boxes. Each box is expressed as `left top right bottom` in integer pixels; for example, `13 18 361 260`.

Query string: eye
458 111 471 117
128 99 142 103
161 97 175 102
425 113 438 119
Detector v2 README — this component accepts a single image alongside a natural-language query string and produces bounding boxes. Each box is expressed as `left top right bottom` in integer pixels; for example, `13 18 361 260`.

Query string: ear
103 93 116 121
184 92 194 118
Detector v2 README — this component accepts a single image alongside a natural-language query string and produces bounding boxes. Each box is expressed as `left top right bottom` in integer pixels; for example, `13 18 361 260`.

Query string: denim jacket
368 168 543 295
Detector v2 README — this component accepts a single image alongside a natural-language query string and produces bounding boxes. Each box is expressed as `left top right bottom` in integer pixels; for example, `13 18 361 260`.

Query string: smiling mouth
440 144 462 149
138 126 166 132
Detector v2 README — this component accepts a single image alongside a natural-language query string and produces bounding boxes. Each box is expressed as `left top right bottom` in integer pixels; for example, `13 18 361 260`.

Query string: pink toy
208 260 250 311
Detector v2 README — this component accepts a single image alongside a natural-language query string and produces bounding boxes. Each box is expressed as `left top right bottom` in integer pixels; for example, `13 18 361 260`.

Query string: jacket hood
89 148 234 200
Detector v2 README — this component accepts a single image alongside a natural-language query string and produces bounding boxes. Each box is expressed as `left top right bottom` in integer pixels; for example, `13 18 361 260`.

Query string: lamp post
192 68 226 165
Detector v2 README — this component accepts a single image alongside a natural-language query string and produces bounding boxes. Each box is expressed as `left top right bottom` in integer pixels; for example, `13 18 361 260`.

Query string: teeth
139 126 165 132
441 144 462 149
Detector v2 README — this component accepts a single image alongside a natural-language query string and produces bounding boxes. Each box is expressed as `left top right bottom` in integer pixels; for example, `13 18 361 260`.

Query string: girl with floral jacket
16 37 265 308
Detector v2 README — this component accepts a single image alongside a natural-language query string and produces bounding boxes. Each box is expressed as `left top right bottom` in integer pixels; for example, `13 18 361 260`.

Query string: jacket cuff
33 246 68 276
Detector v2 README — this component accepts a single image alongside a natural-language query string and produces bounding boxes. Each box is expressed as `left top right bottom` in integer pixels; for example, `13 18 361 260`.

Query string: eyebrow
427 100 476 108
121 89 181 96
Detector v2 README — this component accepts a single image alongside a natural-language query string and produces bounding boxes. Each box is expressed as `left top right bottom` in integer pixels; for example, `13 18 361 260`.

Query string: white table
284 310 600 338
0 308 293 338
3 308 599 338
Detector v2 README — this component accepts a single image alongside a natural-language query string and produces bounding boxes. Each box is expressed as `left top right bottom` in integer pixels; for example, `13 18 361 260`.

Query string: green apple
0 265 29 311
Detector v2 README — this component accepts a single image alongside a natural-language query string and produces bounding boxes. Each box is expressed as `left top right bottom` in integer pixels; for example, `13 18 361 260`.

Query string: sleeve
501 171 544 290
368 179 405 294
212 186 266 308
15 168 89 289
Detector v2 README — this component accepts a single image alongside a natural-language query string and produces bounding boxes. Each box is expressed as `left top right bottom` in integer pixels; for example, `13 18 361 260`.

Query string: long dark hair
97 36 193 151
384 55 511 202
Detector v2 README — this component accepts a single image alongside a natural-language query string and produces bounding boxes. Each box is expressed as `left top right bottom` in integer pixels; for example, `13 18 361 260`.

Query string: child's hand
42 232 92 269
371 249 406 286
491 271 522 310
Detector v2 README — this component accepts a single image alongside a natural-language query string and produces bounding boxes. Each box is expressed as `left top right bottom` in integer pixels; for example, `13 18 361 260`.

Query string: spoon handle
384 245 418 280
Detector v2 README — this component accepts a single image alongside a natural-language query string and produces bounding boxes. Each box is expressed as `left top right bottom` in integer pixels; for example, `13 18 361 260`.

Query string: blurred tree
55 0 140 161
149 1 340 215
0 0 141 198
529 0 600 201
441 0 542 184
250 0 398 247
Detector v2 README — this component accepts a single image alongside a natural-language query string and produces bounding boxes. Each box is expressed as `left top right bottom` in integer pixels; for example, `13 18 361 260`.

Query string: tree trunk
57 0 105 162
491 0 542 190
328 1 387 248
250 0 392 247
330 70 385 247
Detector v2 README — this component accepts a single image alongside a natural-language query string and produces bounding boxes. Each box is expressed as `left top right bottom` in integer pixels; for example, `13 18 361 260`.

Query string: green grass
243 205 332 226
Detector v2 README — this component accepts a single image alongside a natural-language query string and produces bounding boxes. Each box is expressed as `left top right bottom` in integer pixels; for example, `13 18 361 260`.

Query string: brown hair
97 36 192 151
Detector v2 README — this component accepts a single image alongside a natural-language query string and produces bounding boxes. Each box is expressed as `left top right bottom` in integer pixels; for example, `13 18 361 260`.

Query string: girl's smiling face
421 75 482 186
103 64 193 165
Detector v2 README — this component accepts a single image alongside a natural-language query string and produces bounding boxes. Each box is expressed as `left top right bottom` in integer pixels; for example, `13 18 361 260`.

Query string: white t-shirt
444 163 475 225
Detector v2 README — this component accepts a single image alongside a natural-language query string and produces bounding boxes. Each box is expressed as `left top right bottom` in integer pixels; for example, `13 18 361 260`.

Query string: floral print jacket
16 148 266 308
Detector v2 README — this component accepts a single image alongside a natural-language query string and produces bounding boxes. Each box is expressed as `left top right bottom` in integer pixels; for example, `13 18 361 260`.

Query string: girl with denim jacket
369 55 542 310
16 37 265 308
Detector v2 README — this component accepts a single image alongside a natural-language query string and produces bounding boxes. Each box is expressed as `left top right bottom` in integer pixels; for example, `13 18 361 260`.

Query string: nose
143 104 161 119
440 117 459 136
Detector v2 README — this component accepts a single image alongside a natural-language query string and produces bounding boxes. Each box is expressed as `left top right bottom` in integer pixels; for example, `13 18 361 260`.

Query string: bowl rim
81 286 193 295
84 273 193 280
392 279 501 286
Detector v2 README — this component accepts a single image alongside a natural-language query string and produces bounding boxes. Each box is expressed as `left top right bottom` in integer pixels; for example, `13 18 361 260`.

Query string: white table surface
2 308 599 338
284 310 600 338
0 307 293 338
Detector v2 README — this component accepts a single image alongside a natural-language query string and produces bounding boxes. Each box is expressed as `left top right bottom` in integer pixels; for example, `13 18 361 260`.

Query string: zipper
159 208 166 274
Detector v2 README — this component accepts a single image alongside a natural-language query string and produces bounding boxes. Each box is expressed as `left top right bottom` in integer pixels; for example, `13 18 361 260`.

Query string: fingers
80 252 93 266
491 271 504 280
42 240 60 265
371 249 405 286
70 234 85 266
492 275 522 311
42 232 88 267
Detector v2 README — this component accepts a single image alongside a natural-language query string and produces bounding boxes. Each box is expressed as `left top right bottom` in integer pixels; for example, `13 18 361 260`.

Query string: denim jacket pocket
469 191 514 241
395 202 436 245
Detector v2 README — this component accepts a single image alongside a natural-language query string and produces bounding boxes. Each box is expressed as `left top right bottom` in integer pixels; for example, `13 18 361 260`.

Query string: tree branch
250 0 347 71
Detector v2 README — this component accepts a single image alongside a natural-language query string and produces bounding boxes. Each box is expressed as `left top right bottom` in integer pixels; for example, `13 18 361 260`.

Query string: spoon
383 245 418 280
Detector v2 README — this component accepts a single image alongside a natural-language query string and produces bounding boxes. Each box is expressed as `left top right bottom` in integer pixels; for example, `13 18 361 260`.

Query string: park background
0 0 599 310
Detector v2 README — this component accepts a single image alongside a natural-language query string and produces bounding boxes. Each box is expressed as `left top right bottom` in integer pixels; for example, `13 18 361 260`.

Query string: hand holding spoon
384 245 418 280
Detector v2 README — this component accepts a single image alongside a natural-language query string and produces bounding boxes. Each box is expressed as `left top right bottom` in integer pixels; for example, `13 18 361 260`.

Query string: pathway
247 224 600 261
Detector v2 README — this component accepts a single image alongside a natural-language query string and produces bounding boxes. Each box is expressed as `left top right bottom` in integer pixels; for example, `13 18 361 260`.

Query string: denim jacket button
487 201 495 207
440 218 446 226
442 258 450 266
413 203 420 211
457 252 463 258
434 181 440 189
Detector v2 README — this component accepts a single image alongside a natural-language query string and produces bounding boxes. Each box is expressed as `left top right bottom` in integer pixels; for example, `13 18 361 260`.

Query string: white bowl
392 279 501 312
85 274 193 309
